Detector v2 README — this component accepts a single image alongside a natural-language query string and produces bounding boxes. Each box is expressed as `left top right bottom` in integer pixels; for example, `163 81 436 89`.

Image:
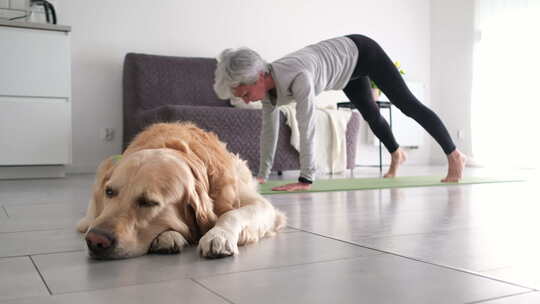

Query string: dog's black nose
85 228 117 257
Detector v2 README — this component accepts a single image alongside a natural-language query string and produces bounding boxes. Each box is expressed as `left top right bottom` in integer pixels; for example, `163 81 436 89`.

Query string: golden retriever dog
77 122 286 259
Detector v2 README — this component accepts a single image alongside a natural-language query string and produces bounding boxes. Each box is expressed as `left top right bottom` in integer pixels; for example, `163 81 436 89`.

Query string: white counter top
0 19 70 32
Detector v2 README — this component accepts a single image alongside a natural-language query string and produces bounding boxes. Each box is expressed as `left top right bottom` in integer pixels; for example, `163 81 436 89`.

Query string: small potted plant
371 61 406 100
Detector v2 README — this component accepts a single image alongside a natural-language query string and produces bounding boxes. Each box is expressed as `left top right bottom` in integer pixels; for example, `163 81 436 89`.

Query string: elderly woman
214 34 466 191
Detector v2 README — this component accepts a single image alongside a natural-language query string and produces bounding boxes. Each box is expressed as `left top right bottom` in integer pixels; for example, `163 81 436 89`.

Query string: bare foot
272 182 311 192
384 148 407 178
441 149 467 182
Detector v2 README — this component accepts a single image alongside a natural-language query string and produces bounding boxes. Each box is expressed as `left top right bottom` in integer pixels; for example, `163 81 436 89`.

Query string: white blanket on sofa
279 104 352 174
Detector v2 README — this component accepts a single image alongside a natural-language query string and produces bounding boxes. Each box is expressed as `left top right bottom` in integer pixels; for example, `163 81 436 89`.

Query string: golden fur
77 122 286 259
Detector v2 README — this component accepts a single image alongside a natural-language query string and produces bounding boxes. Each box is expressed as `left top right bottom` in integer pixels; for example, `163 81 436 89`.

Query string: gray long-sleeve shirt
257 36 359 181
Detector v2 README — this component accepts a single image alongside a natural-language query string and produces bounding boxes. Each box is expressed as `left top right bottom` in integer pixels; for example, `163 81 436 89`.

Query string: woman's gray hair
213 47 269 100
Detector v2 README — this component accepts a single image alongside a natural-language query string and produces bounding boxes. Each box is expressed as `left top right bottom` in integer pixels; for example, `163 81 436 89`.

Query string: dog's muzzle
85 228 117 259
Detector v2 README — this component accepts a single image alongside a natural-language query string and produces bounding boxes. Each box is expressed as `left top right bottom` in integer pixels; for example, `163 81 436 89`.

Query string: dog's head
84 141 217 259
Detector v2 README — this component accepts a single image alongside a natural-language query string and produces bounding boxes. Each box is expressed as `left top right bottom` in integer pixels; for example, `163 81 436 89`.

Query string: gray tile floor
1 166 539 303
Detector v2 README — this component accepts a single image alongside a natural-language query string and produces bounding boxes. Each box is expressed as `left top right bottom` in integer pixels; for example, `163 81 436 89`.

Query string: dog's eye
105 187 117 198
137 197 159 208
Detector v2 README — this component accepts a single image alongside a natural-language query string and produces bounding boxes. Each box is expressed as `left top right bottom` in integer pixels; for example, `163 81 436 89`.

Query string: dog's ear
181 156 218 237
78 156 120 233
168 139 218 237
96 155 122 189
164 139 190 153
90 156 120 220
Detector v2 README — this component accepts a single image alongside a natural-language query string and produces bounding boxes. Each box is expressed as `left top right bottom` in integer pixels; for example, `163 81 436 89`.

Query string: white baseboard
65 163 98 174
0 165 66 179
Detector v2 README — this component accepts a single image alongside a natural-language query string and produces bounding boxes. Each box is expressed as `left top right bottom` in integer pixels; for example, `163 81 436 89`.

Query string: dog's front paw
76 217 93 234
149 231 188 254
198 227 239 258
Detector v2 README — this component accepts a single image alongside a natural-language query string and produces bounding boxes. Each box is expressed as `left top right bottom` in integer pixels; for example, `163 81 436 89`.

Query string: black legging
344 34 456 155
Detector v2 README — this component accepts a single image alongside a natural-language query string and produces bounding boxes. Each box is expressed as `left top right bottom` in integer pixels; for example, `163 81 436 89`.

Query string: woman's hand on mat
272 182 311 192
256 177 266 184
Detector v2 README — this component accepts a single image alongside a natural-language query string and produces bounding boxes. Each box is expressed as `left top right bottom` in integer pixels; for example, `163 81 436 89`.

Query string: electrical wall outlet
100 128 115 142
457 129 464 140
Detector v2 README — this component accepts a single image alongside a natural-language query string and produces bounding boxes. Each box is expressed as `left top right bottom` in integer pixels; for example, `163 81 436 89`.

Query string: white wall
56 0 432 173
430 0 475 165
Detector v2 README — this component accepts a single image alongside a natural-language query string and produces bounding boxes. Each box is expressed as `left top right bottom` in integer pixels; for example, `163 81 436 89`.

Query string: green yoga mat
259 176 525 194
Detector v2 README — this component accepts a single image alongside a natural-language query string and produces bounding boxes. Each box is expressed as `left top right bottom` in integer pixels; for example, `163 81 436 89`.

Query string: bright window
471 0 540 168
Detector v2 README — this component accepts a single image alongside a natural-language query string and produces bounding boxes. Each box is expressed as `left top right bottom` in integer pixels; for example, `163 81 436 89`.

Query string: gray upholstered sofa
123 53 360 175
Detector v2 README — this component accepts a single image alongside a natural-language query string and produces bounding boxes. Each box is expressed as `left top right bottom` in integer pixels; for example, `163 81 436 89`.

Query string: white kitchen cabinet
0 21 71 178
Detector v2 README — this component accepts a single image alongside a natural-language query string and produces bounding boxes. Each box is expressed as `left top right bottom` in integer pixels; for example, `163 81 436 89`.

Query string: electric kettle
28 0 56 24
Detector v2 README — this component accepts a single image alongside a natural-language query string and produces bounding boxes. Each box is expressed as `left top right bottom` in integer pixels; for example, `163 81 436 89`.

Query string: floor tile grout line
1 205 9 218
0 249 86 261
48 278 210 297
465 291 537 304
290 226 538 292
29 255 52 296
190 255 382 281
190 278 235 304
1 201 89 208
30 249 86 257
0 254 34 260
48 275 238 298
348 226 492 241
5 228 536 296
46 256 380 298
0 227 79 234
